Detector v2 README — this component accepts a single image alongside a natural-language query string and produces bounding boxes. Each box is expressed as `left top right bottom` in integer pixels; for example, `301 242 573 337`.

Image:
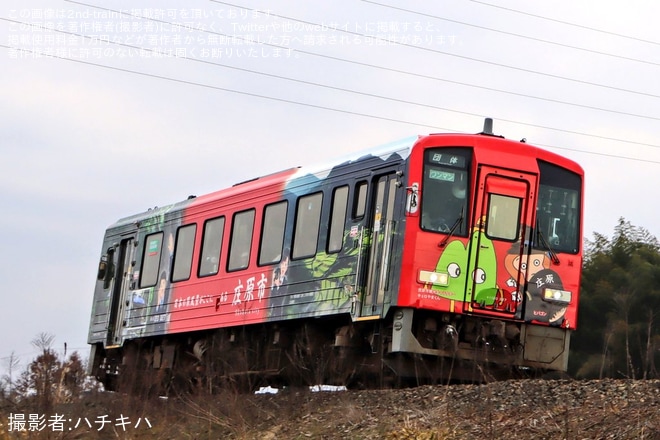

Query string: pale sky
2 0 659 376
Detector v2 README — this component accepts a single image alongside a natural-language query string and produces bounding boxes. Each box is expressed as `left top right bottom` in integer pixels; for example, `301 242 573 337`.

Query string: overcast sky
2 0 659 375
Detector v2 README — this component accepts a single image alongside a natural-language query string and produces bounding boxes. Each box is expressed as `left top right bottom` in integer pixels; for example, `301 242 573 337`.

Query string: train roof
105 137 418 231
418 132 584 175
104 131 582 232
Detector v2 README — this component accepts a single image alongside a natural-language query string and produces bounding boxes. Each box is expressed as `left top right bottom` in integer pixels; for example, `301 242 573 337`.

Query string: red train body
88 122 583 390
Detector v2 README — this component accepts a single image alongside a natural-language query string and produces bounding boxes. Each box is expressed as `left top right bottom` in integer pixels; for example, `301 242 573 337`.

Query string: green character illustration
433 240 468 299
468 231 498 306
433 228 498 305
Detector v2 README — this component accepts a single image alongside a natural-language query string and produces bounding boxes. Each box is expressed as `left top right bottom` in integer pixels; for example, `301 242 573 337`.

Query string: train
87 119 583 392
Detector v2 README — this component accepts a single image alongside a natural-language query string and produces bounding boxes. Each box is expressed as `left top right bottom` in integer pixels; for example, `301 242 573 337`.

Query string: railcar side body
88 125 583 390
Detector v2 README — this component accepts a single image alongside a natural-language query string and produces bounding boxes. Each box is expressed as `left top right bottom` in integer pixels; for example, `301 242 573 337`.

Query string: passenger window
328 186 349 253
353 181 367 219
292 192 323 259
199 217 225 277
486 194 520 241
140 232 163 288
172 224 196 282
259 201 288 265
228 210 255 271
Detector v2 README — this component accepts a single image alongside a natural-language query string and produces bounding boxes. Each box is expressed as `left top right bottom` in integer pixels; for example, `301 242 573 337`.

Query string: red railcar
88 120 583 390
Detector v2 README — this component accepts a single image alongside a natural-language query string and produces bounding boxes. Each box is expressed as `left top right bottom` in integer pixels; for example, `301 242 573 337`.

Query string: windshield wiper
535 220 560 265
439 207 464 248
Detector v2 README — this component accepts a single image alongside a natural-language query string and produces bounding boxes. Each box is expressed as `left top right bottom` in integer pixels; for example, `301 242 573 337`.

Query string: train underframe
89 306 570 395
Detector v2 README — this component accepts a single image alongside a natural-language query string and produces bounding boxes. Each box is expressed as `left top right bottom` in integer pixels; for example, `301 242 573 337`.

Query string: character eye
447 263 461 278
473 268 486 284
533 258 541 267
520 262 527 271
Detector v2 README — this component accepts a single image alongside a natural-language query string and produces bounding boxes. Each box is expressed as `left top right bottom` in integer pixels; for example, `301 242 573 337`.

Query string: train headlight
418 270 449 287
543 288 572 304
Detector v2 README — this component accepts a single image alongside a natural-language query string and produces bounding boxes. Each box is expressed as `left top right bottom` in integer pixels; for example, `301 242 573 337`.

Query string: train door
467 166 537 316
354 172 400 319
106 237 136 347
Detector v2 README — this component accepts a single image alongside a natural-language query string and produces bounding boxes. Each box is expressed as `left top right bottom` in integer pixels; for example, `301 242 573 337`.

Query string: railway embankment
8 378 652 439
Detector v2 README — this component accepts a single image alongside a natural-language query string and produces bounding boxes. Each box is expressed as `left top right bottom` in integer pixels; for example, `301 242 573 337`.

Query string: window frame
485 193 521 241
420 147 472 236
534 160 582 254
139 231 164 288
353 181 368 220
292 192 323 260
227 209 256 272
171 224 197 282
328 185 349 253
258 200 288 266
198 216 225 278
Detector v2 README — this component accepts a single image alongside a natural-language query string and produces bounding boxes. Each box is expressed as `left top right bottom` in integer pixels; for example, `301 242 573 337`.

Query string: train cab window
228 209 255 271
139 232 163 288
486 194 521 241
535 161 581 254
353 181 368 219
172 224 196 282
292 192 323 259
259 201 288 266
199 216 225 277
328 186 349 253
421 148 471 235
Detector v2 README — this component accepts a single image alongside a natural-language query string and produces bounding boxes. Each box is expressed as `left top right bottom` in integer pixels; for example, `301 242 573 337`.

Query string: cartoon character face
504 248 551 285
432 230 498 305
524 252 551 281
433 240 468 299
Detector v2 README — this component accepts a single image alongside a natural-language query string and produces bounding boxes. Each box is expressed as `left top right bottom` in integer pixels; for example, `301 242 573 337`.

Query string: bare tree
643 310 656 379
1 351 21 408
30 333 59 412
613 290 635 379
599 325 614 379
3 352 20 394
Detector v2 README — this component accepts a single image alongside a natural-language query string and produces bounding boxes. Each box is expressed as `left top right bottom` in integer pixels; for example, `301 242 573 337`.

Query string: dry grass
1 379 658 439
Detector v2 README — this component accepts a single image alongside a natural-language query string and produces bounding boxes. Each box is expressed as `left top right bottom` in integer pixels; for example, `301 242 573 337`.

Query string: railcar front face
394 134 583 372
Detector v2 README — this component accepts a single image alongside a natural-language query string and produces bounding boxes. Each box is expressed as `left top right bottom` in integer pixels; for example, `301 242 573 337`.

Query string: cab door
467 166 537 317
